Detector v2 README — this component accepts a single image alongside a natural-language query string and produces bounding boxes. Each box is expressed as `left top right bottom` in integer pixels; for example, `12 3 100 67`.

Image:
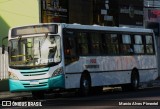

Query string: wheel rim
81 76 90 95
83 79 89 93
132 74 139 89
84 79 89 87
133 77 138 88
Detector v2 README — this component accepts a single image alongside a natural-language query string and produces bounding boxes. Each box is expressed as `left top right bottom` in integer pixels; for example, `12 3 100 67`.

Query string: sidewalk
0 91 31 100
0 79 31 100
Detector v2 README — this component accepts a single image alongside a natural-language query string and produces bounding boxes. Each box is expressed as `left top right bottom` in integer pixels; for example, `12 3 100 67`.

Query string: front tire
80 74 91 96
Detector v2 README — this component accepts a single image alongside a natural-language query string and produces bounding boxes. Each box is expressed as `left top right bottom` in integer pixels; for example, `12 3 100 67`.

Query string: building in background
144 0 160 36
110 0 143 27
0 0 40 44
41 0 93 25
0 0 40 80
144 0 160 76
41 0 68 23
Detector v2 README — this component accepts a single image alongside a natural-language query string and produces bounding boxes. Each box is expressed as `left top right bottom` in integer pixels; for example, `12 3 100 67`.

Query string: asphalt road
1 87 160 109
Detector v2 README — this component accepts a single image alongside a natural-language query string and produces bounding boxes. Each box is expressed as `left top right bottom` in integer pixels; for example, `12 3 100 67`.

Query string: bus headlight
9 71 19 80
52 67 63 77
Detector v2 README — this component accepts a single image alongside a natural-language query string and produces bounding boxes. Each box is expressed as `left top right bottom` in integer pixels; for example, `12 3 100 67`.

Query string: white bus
7 23 158 98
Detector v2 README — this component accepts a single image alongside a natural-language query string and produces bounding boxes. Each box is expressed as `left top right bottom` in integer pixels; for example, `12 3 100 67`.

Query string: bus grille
22 81 48 88
20 68 49 76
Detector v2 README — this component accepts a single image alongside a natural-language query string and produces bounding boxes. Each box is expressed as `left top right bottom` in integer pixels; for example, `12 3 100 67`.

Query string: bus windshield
9 35 61 69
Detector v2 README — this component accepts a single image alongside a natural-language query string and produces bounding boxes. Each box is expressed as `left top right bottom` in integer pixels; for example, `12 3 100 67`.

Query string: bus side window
90 32 101 55
134 35 144 54
145 35 154 54
121 34 133 55
64 37 72 55
77 32 89 55
106 34 119 55
63 30 78 65
64 36 76 56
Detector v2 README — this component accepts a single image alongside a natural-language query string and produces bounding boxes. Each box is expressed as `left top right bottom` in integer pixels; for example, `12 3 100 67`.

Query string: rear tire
122 70 139 91
131 71 139 90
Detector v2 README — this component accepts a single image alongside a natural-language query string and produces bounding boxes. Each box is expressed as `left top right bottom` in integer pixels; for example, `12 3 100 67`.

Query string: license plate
30 80 39 85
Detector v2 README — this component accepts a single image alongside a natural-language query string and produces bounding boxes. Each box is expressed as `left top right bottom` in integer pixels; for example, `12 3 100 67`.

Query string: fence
0 48 8 80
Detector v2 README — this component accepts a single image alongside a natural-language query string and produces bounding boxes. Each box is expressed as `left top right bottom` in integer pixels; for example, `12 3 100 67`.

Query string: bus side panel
64 59 84 89
90 71 131 86
64 74 81 89
64 55 158 89
139 69 158 82
138 55 158 82
64 56 132 89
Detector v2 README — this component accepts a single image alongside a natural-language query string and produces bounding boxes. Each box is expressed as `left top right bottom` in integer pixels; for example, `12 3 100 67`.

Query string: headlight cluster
52 67 63 77
8 71 19 80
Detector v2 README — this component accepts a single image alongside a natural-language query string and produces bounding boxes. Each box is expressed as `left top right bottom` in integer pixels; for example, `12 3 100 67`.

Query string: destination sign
11 24 58 37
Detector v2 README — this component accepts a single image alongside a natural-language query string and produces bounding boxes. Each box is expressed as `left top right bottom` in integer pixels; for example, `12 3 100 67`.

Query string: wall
0 0 40 46
69 0 93 25
144 0 160 77
0 0 40 80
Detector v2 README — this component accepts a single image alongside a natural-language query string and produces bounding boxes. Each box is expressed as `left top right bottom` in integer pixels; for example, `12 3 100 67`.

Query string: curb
0 91 31 100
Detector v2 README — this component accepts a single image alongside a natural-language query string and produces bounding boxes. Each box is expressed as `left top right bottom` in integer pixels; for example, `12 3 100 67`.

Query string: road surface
0 87 160 109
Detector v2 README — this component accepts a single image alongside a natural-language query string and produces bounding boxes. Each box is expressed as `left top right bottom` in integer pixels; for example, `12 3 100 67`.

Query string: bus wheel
32 91 45 99
131 70 139 91
80 73 91 96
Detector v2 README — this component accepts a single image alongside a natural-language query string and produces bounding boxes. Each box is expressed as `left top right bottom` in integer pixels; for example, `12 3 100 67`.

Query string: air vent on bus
22 81 48 88
20 68 49 76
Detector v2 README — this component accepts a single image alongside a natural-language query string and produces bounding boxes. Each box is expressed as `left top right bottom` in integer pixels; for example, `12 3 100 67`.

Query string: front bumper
9 75 65 92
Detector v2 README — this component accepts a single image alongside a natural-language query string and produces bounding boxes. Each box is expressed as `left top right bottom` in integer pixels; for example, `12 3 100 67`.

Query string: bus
7 23 158 98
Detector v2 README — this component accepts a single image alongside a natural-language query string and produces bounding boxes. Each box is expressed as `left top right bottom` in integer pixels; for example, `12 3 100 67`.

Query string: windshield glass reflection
9 35 61 68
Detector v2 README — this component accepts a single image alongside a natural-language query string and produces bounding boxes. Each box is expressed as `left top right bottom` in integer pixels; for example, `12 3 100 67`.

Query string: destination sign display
11 24 58 37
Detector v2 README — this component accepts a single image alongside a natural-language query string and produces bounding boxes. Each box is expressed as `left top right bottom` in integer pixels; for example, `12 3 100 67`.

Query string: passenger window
105 34 119 55
63 30 78 65
121 34 133 55
77 32 89 55
122 34 131 44
146 35 154 54
91 33 101 55
134 35 144 54
135 35 142 44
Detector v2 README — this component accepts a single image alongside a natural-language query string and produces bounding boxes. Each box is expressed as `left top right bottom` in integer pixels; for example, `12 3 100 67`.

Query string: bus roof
61 23 153 34
10 23 153 34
